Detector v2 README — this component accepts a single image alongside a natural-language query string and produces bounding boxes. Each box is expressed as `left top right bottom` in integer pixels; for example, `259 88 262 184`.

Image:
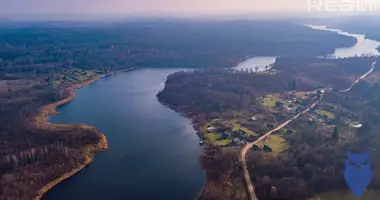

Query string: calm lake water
44 68 206 200
233 56 277 71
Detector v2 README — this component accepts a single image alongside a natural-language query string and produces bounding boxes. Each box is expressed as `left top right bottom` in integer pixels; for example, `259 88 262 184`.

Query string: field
215 139 233 146
231 123 257 136
319 109 335 119
262 94 283 108
204 133 232 146
257 134 289 154
205 133 222 142
308 190 380 200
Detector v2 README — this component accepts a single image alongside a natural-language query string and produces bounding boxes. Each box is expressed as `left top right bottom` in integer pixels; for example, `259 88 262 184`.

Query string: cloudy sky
2 0 380 18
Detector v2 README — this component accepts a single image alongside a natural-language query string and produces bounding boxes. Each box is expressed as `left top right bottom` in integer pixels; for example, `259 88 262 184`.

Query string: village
199 88 363 153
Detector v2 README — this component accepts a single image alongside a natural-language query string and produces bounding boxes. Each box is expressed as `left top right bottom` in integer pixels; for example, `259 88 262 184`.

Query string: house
351 123 363 128
263 145 273 152
231 129 247 139
207 126 215 132
233 138 241 144
246 135 259 142
252 144 261 151
286 130 294 134
309 108 317 114
238 129 247 135
286 106 297 113
224 131 231 137
231 130 241 138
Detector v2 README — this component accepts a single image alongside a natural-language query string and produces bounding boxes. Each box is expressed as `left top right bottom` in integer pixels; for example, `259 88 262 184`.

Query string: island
157 57 380 200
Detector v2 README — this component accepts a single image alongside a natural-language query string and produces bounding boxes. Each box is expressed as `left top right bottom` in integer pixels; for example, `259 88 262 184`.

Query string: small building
263 145 273 152
246 135 259 142
351 123 363 128
233 138 241 144
207 126 215 132
286 130 294 134
252 144 261 151
224 131 231 137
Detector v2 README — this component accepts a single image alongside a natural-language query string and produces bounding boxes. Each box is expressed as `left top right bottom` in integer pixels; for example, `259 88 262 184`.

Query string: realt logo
308 0 380 12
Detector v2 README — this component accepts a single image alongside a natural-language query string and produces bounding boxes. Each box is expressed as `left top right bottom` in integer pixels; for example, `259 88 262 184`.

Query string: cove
43 68 206 200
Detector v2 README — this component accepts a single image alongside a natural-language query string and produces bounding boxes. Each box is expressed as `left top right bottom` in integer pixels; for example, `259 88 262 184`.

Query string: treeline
197 145 247 200
0 20 356 70
273 57 373 90
0 77 102 199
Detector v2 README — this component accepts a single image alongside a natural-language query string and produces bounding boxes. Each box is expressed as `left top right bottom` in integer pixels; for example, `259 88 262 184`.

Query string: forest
157 57 379 200
0 20 356 71
157 57 371 116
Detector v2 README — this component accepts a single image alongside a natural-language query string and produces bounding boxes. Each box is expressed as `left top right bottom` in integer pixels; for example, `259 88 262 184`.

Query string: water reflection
233 56 277 72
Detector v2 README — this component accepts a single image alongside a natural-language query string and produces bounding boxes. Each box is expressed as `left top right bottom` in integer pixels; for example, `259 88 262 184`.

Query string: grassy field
257 134 288 154
319 110 335 119
215 139 233 146
308 190 380 200
52 69 103 87
231 122 257 136
262 94 283 108
205 133 222 142
204 133 232 146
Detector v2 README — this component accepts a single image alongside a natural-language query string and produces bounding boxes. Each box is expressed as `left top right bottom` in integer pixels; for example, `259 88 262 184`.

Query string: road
240 60 376 200
339 61 376 93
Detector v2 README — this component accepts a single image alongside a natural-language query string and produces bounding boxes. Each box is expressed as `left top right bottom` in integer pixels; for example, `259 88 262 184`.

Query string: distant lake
233 56 277 72
43 69 206 200
307 25 380 58
234 25 380 72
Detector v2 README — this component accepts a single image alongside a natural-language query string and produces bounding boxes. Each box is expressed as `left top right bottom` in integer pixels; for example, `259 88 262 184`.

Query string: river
43 68 206 200
233 24 380 71
306 25 380 58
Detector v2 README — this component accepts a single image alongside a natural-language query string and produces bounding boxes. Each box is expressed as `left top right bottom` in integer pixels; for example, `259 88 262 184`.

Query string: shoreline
32 67 135 200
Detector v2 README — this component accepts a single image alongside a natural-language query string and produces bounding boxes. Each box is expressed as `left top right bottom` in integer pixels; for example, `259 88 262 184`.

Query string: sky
1 0 380 19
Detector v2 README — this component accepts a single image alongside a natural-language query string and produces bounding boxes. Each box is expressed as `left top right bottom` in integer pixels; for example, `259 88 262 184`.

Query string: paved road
240 60 376 200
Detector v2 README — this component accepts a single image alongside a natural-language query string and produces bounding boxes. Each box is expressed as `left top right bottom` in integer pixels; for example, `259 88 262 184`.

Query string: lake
43 24 380 200
233 56 277 72
43 68 206 200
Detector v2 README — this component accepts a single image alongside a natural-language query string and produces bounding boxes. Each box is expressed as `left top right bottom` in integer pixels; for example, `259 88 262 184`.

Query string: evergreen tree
332 126 338 139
